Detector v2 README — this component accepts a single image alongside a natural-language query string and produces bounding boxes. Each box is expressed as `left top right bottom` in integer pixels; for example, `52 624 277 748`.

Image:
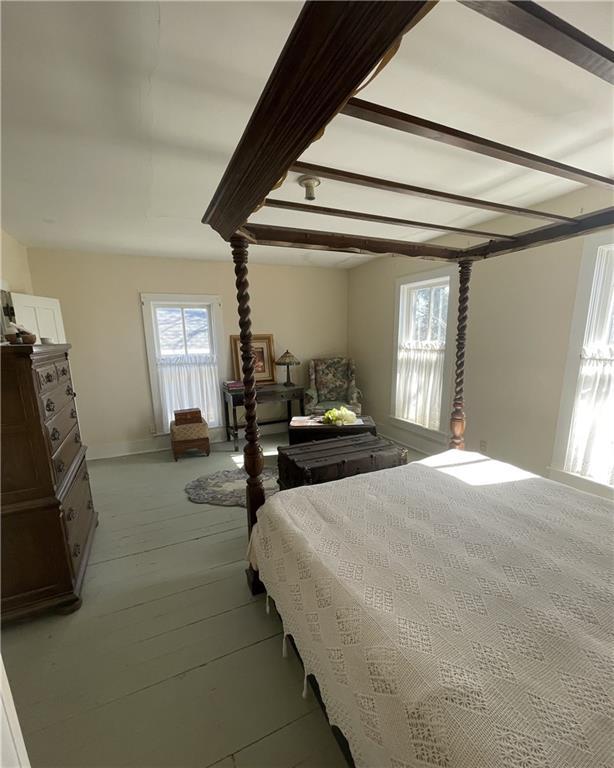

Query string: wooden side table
222 383 305 451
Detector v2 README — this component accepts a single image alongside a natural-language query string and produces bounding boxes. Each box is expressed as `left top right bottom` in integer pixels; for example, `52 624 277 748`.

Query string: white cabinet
11 293 66 343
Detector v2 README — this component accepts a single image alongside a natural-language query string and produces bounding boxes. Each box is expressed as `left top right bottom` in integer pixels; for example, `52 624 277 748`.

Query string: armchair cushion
311 400 362 416
313 358 352 402
306 357 362 416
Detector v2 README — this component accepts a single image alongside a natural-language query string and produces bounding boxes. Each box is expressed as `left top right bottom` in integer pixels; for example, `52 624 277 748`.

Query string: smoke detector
298 175 321 201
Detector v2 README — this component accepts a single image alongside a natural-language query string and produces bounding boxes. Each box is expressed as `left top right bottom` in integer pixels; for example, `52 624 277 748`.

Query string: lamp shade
275 350 300 367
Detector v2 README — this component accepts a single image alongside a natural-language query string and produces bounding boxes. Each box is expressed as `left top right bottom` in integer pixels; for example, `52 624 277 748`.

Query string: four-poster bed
205 0 613 540
203 2 613 765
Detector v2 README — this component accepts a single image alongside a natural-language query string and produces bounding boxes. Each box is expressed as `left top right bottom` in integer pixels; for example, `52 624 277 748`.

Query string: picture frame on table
230 333 276 385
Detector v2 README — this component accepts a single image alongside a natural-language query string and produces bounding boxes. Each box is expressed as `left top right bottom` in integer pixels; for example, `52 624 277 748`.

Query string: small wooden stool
170 410 210 461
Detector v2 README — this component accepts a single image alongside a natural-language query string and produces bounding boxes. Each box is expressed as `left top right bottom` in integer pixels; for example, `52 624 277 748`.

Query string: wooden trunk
1 344 97 621
173 408 203 425
277 434 408 491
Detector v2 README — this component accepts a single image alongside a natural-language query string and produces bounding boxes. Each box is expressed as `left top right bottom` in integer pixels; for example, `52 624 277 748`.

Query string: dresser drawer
40 379 76 422
52 424 82 485
35 363 59 393
65 494 94 575
55 359 71 384
46 400 78 451
61 460 94 557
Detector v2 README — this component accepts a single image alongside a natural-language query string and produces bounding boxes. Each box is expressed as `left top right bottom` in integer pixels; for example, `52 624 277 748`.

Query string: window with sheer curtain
564 245 614 487
394 276 450 431
142 294 222 433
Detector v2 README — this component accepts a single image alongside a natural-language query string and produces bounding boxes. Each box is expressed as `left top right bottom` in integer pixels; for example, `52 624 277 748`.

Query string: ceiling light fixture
298 175 321 201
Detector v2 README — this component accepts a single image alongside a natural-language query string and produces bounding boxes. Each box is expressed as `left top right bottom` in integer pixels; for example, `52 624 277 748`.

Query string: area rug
185 467 279 507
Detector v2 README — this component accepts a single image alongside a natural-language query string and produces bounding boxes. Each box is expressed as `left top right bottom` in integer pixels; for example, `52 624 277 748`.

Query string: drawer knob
57 460 65 474
66 386 75 397
60 367 68 376
45 372 55 383
74 432 81 444
46 399 55 412
50 427 61 442
72 543 81 558
66 507 76 522
70 408 77 419
87 499 94 511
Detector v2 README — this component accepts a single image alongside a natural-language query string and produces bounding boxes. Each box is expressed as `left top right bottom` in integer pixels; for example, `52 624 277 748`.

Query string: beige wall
1 229 32 293
348 186 614 476
28 249 348 457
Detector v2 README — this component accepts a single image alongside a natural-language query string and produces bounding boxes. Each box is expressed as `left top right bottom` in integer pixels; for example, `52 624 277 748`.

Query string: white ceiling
2 1 613 269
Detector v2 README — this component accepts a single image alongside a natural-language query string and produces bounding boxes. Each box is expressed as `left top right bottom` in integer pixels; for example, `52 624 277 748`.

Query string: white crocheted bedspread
250 451 613 768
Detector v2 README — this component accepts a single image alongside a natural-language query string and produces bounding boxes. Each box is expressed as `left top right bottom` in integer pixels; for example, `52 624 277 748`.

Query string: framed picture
230 333 276 385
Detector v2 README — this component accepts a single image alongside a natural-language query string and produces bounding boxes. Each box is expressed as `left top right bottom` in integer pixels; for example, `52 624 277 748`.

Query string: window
393 273 451 432
563 244 614 487
142 294 223 433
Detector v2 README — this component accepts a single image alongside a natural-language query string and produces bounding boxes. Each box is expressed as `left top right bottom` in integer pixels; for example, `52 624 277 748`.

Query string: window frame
390 266 458 453
141 293 225 435
550 232 614 499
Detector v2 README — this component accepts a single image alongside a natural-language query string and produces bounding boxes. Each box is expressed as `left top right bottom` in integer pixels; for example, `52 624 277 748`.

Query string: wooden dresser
1 344 97 620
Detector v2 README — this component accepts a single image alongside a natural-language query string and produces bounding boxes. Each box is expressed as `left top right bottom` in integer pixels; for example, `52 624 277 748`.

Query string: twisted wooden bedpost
231 234 266 594
449 260 473 450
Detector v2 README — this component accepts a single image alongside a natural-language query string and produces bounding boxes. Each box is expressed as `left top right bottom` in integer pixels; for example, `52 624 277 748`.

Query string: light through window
155 306 212 356
564 245 614 487
395 277 450 430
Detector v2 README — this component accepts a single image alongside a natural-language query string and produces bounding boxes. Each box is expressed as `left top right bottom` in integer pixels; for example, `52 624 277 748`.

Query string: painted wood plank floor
2 436 346 768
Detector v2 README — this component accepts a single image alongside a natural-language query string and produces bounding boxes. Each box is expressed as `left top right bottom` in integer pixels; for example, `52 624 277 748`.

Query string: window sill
548 466 614 500
388 416 448 452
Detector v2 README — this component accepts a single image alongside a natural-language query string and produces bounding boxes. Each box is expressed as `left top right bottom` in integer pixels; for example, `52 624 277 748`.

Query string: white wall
1 230 32 293
348 186 614 476
28 249 349 458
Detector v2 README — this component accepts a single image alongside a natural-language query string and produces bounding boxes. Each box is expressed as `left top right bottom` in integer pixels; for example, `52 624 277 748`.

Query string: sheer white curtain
395 279 448 431
155 353 221 433
395 342 445 429
565 245 614 486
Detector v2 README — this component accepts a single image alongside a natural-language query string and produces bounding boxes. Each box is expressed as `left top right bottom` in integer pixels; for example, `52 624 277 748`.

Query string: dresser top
1 343 71 360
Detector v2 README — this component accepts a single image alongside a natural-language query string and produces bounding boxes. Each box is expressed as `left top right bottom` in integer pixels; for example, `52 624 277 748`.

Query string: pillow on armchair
305 357 362 416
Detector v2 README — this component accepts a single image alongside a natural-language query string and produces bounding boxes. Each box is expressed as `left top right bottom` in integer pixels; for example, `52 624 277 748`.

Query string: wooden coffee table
288 415 377 445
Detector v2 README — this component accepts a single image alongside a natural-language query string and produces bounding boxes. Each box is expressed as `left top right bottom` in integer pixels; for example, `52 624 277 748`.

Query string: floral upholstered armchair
305 357 362 416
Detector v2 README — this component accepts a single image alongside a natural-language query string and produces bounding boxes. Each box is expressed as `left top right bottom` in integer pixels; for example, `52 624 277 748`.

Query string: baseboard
378 430 427 460
86 423 288 460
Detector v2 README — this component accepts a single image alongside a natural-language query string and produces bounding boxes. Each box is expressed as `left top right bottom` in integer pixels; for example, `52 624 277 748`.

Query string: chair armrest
304 387 318 414
347 385 362 405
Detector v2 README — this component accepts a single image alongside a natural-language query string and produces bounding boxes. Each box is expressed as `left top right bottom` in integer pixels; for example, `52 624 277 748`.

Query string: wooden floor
2 436 347 768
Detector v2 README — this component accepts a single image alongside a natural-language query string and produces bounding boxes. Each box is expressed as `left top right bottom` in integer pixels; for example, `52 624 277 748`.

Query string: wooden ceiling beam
342 98 614 190
243 223 462 261
202 1 438 241
291 161 575 223
458 1 614 85
462 206 614 260
263 198 516 240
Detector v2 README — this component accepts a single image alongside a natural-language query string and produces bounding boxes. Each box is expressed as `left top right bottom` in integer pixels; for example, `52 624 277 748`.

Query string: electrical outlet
479 439 488 453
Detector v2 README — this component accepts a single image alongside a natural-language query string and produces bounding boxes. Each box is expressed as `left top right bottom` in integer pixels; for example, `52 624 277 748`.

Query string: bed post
449 259 473 450
231 234 266 595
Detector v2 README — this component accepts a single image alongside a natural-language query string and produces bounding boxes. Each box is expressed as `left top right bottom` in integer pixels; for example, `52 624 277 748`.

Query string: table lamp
275 350 300 386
